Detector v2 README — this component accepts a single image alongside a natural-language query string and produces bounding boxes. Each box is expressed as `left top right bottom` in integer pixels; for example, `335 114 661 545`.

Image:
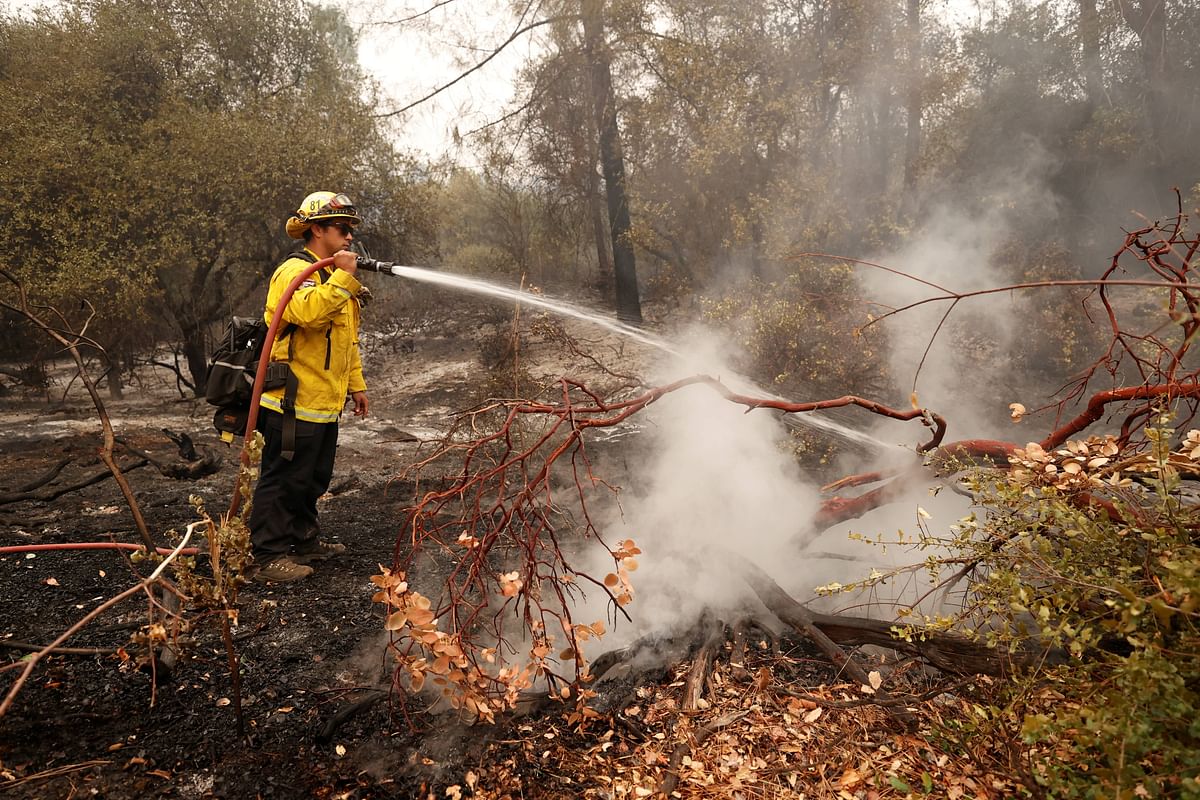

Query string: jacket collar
302 247 333 278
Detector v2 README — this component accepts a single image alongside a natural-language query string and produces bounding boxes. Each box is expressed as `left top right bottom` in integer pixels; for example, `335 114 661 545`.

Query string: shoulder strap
275 248 315 271
277 249 329 284
269 251 328 343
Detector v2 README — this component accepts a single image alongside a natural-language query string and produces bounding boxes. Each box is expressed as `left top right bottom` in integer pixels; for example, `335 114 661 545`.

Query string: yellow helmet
285 191 362 239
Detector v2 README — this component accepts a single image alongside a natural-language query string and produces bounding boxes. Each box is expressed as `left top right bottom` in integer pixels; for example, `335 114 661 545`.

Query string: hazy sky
336 0 537 160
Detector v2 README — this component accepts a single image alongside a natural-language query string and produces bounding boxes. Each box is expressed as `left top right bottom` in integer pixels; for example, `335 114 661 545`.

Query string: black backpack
205 251 322 445
205 316 273 407
205 316 291 443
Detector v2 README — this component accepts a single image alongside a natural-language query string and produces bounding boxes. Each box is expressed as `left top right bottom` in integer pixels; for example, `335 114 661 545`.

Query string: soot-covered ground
0 303 597 799
0 384 494 797
0 427 433 798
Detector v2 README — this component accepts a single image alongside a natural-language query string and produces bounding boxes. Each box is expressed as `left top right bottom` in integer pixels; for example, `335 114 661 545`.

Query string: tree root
683 615 724 711
732 555 1065 677
316 688 387 744
730 553 920 728
803 610 1065 676
581 555 1047 736
588 626 706 717
728 619 752 681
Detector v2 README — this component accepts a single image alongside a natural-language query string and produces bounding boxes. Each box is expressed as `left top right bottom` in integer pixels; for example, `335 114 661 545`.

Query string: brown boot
292 540 347 565
253 556 314 583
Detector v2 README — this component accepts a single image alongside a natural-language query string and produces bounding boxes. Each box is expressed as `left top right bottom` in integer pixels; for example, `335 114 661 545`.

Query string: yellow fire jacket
259 249 366 423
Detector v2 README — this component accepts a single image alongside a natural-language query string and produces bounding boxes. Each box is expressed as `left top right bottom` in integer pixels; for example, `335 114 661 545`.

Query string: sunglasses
324 221 355 236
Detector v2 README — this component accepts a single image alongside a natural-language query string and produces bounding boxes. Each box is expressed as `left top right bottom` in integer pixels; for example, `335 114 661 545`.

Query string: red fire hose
0 542 199 556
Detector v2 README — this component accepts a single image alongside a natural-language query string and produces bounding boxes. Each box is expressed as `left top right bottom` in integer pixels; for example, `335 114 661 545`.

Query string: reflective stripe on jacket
259 249 366 423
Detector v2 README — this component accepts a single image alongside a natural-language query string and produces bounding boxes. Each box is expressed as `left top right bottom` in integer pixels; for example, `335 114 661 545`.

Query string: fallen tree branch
780 676 973 710
656 709 750 797
0 760 112 792
1041 382 1200 450
0 458 149 506
315 688 387 744
0 640 117 656
7 457 72 493
812 467 927 530
115 437 221 480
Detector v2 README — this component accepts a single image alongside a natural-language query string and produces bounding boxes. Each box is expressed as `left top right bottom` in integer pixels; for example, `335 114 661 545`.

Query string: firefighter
248 191 370 583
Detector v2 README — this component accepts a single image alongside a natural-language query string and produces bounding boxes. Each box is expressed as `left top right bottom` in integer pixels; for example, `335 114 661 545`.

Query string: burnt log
0 459 149 506
734 554 1065 678
730 554 918 727
5 458 71 494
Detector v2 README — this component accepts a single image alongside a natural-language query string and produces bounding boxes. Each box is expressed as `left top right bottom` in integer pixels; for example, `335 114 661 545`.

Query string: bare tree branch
375 16 568 119
372 0 459 26
0 270 157 550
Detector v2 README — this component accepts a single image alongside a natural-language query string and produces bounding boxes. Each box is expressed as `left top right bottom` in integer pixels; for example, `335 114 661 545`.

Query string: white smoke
860 139 1063 443
557 329 950 656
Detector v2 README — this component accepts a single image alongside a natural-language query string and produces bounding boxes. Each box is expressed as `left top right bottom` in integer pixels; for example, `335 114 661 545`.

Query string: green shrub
700 260 894 402
906 423 1200 797
699 260 894 468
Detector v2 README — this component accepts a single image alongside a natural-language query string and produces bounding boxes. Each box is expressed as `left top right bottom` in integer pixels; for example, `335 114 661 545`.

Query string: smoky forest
2 0 1200 798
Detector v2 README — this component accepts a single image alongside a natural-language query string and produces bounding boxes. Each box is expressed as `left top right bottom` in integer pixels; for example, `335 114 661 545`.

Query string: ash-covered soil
0 298 672 799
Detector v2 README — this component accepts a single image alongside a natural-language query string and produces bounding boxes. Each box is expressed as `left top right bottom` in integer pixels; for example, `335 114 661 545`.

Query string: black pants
248 410 339 560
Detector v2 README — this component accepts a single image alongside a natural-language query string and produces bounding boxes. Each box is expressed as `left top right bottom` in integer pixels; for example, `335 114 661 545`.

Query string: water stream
387 265 678 352
383 264 888 451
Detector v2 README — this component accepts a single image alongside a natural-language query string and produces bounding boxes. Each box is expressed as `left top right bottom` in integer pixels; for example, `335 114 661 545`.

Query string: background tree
0 0 437 394
581 0 643 322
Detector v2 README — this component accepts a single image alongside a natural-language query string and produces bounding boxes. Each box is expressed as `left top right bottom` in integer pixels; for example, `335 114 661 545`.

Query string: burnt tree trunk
870 13 895 201
588 173 614 293
180 321 209 397
1117 0 1169 164
902 0 922 196
103 353 124 400
578 71 615 293
582 0 642 324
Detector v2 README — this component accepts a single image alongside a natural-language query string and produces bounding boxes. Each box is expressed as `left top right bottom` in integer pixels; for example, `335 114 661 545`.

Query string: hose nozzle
355 255 394 273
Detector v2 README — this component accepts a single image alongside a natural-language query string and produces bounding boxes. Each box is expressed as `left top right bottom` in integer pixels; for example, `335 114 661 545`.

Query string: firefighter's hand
351 391 369 418
333 249 358 275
